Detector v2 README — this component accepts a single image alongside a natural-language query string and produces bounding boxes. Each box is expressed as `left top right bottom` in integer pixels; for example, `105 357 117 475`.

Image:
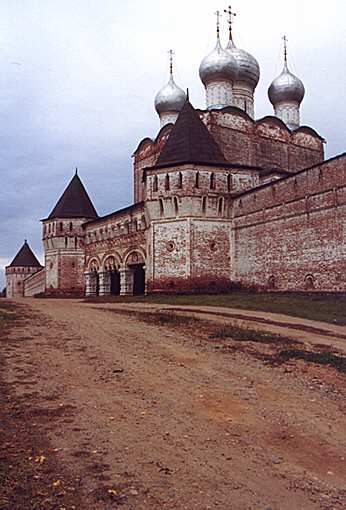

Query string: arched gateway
84 251 146 297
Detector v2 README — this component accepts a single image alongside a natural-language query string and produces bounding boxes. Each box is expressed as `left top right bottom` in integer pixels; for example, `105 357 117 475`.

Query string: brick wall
6 266 41 298
148 218 232 293
84 203 147 270
134 109 325 205
43 217 88 295
233 154 346 292
24 268 45 296
204 111 324 172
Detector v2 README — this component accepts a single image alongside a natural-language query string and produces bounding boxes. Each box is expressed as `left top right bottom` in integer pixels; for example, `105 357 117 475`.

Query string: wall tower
5 240 42 297
42 171 98 296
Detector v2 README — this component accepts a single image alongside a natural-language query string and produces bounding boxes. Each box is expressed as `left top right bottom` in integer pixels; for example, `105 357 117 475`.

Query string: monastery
5 9 346 298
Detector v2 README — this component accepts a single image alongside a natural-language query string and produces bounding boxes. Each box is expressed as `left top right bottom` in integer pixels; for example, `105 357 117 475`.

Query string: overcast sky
1 0 345 288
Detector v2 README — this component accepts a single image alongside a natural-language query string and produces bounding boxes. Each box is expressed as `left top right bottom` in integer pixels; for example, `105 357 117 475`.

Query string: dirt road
1 298 346 509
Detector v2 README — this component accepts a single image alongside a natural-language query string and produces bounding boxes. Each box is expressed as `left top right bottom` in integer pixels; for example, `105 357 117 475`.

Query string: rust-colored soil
1 298 345 510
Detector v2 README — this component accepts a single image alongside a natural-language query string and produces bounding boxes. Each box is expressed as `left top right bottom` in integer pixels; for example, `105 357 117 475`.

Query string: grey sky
1 0 345 288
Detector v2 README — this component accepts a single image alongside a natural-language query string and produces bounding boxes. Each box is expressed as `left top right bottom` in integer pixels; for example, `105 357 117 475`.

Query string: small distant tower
5 240 42 298
224 5 260 118
199 10 238 109
268 36 305 130
42 170 98 296
154 50 186 127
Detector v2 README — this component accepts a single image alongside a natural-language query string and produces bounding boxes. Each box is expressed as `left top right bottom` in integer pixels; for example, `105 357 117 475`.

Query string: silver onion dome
268 62 305 105
226 40 260 89
199 39 238 86
154 74 186 114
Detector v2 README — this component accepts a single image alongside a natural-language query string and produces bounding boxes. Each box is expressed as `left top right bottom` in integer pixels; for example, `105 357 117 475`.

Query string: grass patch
209 323 297 345
0 302 17 330
108 308 346 375
84 291 346 326
277 349 346 373
138 311 196 327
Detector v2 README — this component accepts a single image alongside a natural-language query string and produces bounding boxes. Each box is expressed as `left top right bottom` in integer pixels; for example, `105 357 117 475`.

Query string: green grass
84 291 346 326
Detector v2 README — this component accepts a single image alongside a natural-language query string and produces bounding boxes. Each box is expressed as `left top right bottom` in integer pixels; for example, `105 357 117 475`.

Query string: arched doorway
104 255 120 296
125 251 146 295
132 264 145 295
110 270 120 295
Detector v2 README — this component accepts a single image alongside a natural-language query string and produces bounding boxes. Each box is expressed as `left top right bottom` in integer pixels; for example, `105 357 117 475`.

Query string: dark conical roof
48 173 98 220
8 241 42 268
155 100 227 167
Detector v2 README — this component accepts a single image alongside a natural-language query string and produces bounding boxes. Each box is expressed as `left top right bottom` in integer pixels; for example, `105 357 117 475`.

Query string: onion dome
155 51 186 115
154 75 186 115
226 39 260 89
268 62 305 105
199 38 238 86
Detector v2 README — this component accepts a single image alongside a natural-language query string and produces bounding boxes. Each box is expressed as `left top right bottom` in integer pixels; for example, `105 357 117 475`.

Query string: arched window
173 196 179 216
165 174 170 191
74 237 77 248
153 175 158 192
227 174 231 192
65 237 68 248
159 198 164 218
202 196 207 216
304 274 315 290
195 171 200 189
178 172 183 189
69 222 73 232
268 275 275 289
210 173 215 190
60 222 63 232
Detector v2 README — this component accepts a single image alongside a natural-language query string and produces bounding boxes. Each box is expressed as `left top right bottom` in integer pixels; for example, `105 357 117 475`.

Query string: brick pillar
98 271 111 296
120 268 134 296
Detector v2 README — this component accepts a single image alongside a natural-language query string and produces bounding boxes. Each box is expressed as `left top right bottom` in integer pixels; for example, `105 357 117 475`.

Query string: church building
6 10 346 297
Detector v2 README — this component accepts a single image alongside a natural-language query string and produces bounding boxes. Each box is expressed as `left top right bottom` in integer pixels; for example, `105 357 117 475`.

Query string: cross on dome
282 35 288 64
168 49 174 76
224 5 237 41
215 10 221 39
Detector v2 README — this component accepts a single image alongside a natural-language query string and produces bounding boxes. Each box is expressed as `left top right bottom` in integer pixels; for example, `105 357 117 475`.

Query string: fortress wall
233 155 346 292
24 268 45 296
